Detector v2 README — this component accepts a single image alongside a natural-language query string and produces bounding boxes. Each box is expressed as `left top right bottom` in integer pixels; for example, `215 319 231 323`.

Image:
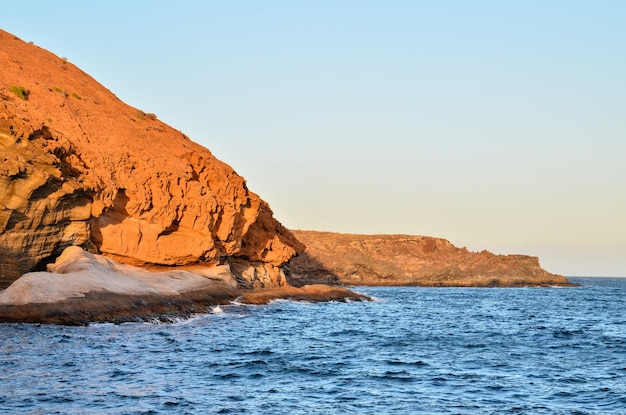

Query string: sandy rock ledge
0 246 367 325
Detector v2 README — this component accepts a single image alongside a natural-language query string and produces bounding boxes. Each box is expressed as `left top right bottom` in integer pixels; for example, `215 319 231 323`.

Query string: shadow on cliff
237 201 306 265
283 251 341 287
0 246 21 290
89 188 129 251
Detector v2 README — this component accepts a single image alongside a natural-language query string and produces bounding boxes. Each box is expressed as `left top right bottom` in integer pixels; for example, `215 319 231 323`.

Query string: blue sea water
0 277 624 414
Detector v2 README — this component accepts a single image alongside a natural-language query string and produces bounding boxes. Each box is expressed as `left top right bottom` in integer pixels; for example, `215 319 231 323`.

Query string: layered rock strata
0 29 303 289
0 247 365 325
287 230 573 287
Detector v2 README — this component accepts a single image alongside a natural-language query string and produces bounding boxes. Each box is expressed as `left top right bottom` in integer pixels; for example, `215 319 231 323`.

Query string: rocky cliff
287 230 572 287
0 29 304 290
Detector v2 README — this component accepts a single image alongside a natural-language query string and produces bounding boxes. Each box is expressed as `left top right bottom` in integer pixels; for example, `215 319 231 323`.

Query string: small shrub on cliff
137 110 157 121
9 85 29 100
71 92 82 100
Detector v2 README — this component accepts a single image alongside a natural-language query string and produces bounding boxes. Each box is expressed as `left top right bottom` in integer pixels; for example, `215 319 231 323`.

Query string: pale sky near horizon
2 1 625 276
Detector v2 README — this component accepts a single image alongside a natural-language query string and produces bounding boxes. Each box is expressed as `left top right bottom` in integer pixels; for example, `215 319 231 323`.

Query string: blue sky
2 1 625 276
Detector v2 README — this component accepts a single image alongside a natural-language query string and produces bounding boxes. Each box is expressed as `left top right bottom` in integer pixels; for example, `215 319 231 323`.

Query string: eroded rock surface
0 246 366 325
0 29 303 287
0 246 236 306
287 230 573 287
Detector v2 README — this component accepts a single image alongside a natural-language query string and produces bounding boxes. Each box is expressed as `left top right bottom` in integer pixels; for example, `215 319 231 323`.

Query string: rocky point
286 230 572 287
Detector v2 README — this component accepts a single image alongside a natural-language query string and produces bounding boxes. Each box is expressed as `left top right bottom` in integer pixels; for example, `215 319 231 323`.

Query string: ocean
0 277 624 414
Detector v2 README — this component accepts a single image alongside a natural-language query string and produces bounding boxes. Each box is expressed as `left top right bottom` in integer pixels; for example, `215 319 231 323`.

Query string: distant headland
286 230 572 287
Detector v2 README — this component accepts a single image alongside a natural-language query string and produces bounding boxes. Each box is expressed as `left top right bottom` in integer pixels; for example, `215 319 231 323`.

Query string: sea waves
0 277 624 414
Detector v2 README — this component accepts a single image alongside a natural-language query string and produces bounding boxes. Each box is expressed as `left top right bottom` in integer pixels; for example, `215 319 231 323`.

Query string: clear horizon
2 1 625 277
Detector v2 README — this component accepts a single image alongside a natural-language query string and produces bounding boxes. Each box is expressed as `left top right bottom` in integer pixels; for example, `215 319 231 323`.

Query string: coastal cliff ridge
287 230 572 287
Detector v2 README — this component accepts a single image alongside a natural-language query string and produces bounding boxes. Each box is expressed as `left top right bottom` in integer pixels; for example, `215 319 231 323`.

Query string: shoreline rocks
0 246 367 325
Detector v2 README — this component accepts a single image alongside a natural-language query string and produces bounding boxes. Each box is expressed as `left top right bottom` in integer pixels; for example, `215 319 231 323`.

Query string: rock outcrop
0 246 236 306
0 29 304 289
287 230 573 287
0 246 365 325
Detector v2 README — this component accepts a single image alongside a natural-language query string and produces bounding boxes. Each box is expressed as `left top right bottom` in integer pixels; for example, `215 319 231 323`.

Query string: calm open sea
0 277 624 414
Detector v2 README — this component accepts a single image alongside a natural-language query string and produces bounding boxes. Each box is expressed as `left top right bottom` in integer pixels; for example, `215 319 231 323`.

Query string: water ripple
0 277 624 414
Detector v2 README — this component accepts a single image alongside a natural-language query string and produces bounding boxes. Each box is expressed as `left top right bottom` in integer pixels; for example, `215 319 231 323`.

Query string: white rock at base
0 246 236 305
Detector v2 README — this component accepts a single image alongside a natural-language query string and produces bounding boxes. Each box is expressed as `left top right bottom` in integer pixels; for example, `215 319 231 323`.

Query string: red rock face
287 230 573 287
0 29 303 285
